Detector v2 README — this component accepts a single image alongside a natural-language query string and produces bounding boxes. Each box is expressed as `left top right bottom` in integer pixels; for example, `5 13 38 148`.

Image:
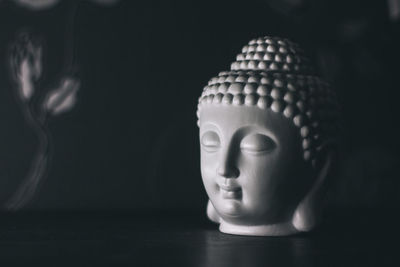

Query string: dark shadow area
0 0 399 212
0 209 398 266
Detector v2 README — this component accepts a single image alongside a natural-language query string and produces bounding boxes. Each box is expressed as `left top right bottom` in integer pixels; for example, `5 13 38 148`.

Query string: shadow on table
0 209 398 266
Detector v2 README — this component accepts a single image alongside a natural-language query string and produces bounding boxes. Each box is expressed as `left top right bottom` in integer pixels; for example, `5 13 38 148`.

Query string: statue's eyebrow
232 125 278 146
199 122 220 135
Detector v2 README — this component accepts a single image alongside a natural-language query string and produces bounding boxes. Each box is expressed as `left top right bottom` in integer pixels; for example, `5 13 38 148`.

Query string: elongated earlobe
292 149 335 232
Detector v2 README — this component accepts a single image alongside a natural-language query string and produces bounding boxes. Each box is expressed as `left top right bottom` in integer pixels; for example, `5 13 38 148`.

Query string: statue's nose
217 150 239 178
217 165 239 178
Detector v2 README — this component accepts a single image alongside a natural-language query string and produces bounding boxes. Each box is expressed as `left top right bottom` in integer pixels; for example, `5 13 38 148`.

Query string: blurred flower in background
13 0 60 10
44 77 80 116
6 30 81 210
388 0 400 21
12 0 120 10
3 0 120 210
9 32 42 101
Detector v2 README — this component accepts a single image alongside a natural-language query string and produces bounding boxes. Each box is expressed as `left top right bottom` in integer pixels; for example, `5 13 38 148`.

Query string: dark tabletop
0 210 398 267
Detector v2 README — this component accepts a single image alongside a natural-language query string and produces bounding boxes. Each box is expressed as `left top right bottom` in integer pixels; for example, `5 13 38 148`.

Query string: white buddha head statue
196 36 340 236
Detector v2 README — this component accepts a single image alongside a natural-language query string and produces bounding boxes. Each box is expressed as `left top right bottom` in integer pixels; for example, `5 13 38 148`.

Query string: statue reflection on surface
200 230 316 267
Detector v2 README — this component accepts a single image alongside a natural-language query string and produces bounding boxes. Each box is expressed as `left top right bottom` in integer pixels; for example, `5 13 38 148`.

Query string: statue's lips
217 182 242 200
218 184 241 192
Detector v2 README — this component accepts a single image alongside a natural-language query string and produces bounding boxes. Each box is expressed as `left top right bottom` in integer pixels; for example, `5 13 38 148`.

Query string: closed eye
240 133 276 155
201 131 220 152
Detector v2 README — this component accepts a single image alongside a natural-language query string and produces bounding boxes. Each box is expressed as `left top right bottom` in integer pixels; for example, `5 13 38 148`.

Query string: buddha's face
199 105 315 226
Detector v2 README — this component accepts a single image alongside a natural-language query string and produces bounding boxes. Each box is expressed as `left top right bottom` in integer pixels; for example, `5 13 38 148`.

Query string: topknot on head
231 36 314 75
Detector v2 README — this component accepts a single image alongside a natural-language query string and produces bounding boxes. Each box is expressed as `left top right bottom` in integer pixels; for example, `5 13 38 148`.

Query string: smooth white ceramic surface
197 36 339 236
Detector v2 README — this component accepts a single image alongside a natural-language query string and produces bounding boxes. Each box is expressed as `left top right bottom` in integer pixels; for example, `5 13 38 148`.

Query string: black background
0 0 399 214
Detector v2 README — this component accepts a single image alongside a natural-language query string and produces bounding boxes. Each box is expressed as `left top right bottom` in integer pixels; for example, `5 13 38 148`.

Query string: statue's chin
216 200 242 217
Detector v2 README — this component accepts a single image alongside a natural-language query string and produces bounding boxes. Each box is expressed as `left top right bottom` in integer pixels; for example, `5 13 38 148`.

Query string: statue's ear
207 199 221 223
292 142 337 232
